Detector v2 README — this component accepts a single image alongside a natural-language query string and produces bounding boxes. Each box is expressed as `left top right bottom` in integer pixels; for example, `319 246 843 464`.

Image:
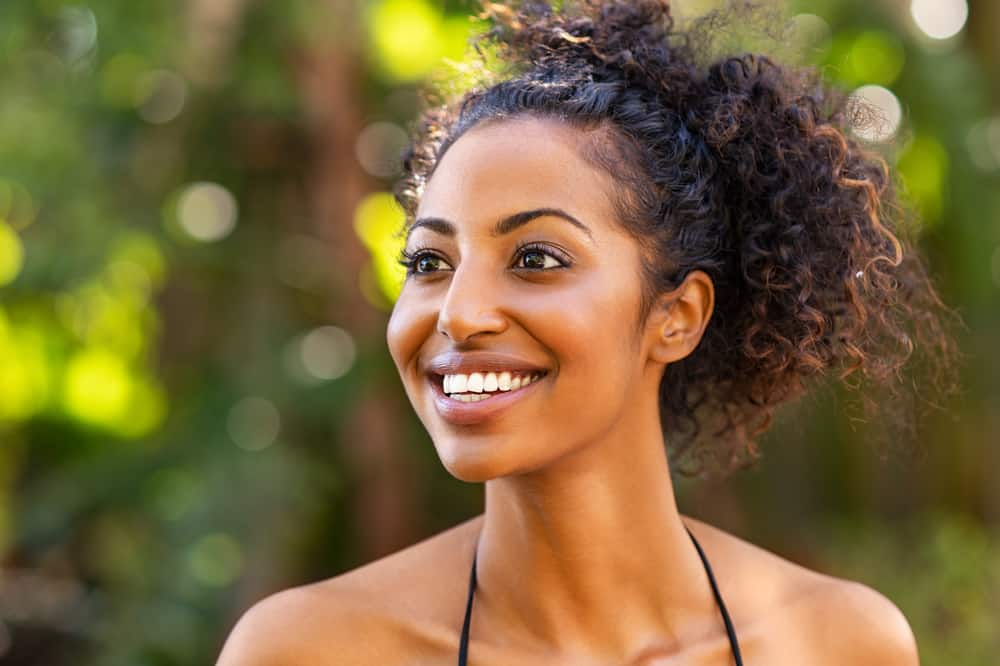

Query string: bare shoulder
216 582 348 665
795 575 919 665
680 515 918 665
215 515 483 665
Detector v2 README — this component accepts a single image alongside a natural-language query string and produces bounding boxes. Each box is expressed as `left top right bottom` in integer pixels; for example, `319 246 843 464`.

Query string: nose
436 262 508 343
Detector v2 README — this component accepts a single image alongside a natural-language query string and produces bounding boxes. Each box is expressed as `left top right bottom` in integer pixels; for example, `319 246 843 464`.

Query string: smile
443 371 544 401
429 370 549 425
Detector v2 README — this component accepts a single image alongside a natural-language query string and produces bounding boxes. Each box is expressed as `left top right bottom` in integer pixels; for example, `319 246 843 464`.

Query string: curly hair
393 0 960 476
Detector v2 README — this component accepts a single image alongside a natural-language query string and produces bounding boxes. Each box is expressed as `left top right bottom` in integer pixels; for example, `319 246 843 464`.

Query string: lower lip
430 374 547 426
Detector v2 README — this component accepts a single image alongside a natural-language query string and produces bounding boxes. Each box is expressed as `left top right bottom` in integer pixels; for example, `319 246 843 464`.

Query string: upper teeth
444 371 542 394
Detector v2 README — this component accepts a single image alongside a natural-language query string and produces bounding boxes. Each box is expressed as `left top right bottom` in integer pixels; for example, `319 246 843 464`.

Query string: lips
425 350 548 377
427 366 548 426
422 350 551 425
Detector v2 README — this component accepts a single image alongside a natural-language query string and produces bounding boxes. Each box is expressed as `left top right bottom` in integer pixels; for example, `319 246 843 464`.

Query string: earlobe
647 270 714 365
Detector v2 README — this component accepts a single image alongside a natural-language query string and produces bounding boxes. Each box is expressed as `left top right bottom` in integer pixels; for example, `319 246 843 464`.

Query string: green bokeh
3 0 998 664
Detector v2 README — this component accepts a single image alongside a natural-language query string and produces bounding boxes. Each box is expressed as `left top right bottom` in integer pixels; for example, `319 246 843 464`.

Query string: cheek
386 291 433 378
526 275 641 405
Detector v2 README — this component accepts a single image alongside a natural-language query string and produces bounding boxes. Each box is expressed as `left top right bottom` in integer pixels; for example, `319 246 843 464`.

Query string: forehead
417 116 618 232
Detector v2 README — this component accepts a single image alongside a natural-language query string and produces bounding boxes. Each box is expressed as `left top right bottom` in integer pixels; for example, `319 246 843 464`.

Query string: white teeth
483 372 499 392
467 372 484 393
442 371 544 399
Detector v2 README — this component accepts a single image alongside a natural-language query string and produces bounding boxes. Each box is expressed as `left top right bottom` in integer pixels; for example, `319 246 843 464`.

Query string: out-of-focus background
1 0 997 663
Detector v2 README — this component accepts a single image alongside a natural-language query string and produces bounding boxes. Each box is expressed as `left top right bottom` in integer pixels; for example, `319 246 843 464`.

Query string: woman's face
386 116 669 481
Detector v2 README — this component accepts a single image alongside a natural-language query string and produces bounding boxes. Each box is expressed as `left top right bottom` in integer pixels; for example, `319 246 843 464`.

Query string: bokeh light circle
788 13 832 57
355 121 409 178
910 0 968 41
966 117 1000 172
226 396 281 451
187 533 243 587
136 69 188 124
57 6 98 65
850 85 903 143
300 326 357 381
176 182 238 242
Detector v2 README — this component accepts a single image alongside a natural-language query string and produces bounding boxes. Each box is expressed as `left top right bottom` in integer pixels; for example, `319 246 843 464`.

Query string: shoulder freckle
806 578 919 666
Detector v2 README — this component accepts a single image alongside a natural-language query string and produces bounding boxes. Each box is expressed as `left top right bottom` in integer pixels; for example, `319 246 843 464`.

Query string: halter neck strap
458 526 744 665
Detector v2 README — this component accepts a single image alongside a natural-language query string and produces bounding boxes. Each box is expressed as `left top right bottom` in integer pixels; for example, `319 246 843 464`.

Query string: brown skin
217 117 920 665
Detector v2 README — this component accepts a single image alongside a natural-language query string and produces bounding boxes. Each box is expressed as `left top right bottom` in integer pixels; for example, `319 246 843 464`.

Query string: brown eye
515 247 563 270
416 255 445 273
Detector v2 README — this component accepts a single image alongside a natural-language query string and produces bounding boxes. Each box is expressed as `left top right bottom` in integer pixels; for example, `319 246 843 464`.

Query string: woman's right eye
399 250 453 276
415 254 446 273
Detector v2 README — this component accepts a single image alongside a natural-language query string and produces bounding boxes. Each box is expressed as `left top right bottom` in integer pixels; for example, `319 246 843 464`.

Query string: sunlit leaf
368 0 445 81
62 347 134 427
353 191 407 304
0 314 53 421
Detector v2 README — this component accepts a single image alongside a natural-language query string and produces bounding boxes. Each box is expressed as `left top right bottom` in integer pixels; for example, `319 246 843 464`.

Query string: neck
473 388 719 661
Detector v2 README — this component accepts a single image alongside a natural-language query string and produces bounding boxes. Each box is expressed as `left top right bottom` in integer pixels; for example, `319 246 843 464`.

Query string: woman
219 1 956 663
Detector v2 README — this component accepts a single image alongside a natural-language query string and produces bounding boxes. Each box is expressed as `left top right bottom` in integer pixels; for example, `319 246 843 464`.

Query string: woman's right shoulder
215 581 354 665
215 515 484 665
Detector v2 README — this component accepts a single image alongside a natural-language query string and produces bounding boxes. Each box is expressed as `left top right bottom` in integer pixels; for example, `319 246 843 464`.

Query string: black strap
685 525 744 665
457 541 478 666
458 529 743 665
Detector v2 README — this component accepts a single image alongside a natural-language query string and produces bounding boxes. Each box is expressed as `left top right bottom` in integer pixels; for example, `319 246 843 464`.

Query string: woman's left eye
514 246 565 270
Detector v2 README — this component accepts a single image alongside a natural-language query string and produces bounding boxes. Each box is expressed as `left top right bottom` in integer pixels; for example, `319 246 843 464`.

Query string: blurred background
0 0 997 663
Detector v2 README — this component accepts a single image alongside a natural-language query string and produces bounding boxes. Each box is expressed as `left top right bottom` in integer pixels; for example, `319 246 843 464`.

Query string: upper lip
425 351 549 376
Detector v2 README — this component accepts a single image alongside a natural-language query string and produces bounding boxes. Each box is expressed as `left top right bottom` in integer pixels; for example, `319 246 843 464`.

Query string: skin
217 116 920 665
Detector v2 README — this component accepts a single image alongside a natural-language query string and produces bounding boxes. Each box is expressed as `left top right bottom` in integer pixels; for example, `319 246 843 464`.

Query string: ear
646 270 715 365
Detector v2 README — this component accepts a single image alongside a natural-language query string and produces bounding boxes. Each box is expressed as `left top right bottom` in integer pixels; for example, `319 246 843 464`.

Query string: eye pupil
417 256 438 272
523 251 545 268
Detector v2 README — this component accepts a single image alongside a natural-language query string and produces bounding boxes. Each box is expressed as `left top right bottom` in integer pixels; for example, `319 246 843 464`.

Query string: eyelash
396 242 571 277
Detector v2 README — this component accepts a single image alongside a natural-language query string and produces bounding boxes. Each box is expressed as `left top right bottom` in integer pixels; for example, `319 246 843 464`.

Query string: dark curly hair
393 0 960 476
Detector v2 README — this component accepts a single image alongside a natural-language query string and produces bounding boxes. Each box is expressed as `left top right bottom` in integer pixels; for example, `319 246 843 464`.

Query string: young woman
219 1 955 663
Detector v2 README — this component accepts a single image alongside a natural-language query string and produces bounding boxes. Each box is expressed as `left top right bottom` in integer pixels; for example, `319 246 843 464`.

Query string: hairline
414 110 670 329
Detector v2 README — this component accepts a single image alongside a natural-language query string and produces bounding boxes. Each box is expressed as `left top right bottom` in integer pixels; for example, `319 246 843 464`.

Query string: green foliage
1 0 997 664
353 191 407 306
366 0 477 82
827 28 906 86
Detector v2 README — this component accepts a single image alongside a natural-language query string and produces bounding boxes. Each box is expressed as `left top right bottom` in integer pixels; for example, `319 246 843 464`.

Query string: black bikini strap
458 542 478 666
459 531 744 666
685 526 744 665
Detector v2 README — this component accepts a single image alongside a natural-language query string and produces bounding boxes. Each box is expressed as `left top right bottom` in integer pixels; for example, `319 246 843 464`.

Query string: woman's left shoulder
798 575 919 665
682 515 919 666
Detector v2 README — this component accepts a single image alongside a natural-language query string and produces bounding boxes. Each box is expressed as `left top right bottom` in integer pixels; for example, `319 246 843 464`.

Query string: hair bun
398 0 959 476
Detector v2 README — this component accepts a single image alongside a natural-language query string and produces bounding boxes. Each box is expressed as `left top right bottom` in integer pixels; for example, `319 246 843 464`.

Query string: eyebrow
406 207 593 243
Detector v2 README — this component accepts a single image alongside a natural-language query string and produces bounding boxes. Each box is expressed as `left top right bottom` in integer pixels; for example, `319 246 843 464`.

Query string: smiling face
386 116 676 481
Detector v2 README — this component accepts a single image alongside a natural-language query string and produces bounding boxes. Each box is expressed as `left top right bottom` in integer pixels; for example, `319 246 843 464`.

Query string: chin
441 460 500 484
433 433 564 483
434 438 509 482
